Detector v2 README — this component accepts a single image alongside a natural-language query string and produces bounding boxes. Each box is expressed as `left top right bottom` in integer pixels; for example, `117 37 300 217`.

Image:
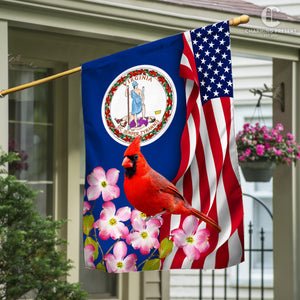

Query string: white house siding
232 55 272 104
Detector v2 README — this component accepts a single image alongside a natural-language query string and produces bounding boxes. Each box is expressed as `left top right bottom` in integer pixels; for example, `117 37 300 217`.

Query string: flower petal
84 244 96 269
139 242 152 255
118 224 130 239
93 219 100 229
171 228 187 248
123 254 137 272
98 226 111 240
116 206 131 222
83 201 91 215
104 253 117 273
132 217 146 232
102 185 120 201
109 223 129 240
102 201 116 216
183 244 201 261
106 168 120 185
126 232 140 246
87 185 101 200
146 219 162 234
131 209 143 223
113 241 127 261
93 167 106 181
195 228 210 243
182 215 199 235
87 173 97 186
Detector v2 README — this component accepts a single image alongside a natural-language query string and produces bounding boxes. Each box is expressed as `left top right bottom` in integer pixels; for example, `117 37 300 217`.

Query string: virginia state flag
82 20 244 272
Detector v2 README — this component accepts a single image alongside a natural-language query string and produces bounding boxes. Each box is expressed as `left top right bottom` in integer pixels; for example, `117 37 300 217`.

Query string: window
8 61 54 217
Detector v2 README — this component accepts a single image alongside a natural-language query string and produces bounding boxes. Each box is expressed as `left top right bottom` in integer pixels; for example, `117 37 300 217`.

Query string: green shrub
0 150 87 300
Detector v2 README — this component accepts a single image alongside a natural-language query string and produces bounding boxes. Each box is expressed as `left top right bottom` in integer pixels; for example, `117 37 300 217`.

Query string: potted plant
236 122 300 182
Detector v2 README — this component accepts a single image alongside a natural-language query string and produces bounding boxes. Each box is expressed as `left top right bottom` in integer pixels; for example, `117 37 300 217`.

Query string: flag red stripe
173 125 190 184
180 33 199 86
195 134 210 214
163 25 244 270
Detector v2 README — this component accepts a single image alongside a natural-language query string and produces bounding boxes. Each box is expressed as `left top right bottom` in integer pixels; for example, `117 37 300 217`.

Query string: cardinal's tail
190 208 221 233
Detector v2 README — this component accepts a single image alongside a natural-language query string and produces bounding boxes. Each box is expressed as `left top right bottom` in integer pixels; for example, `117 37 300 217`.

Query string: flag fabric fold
164 21 244 269
81 20 244 273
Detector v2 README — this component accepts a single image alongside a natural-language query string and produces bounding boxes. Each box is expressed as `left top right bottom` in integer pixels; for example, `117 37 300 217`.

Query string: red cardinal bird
122 136 221 233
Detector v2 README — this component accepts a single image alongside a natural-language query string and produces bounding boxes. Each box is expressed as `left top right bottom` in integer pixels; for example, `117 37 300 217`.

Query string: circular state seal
102 65 177 146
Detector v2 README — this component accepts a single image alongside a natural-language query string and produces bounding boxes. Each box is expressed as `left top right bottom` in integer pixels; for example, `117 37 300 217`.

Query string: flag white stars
190 22 233 104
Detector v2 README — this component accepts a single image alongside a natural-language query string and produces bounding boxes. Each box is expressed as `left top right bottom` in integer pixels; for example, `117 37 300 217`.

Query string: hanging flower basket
236 123 300 182
239 161 276 182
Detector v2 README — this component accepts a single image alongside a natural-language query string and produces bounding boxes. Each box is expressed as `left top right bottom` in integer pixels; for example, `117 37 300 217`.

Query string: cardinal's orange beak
122 156 133 168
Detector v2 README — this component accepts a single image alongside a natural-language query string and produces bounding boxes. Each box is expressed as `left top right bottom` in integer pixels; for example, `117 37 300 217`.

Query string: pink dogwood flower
104 241 137 273
131 209 148 222
84 244 96 269
83 201 91 215
94 201 131 240
131 209 163 226
126 217 161 255
87 167 120 201
171 215 210 261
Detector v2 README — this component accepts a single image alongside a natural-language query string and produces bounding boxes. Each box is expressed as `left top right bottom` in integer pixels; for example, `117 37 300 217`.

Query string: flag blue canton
190 21 233 105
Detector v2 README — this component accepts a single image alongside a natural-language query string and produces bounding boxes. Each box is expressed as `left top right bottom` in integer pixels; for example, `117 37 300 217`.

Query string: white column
0 21 8 152
294 60 300 300
67 62 82 283
272 58 300 300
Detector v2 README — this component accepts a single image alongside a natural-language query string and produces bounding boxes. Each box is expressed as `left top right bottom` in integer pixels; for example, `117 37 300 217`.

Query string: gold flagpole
0 15 249 98
229 14 249 26
0 66 81 97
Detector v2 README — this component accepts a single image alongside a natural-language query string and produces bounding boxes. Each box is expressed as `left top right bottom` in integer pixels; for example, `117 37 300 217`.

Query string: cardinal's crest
102 65 177 146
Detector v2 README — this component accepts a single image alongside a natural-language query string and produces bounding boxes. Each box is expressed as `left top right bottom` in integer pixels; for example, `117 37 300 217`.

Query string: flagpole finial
229 15 250 26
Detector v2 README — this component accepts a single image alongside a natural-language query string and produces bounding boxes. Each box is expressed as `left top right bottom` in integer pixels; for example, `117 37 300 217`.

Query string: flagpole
0 66 81 97
0 15 249 98
229 14 249 26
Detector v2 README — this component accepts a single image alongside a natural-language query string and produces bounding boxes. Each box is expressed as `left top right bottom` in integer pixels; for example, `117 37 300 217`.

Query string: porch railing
170 193 274 300
198 222 273 300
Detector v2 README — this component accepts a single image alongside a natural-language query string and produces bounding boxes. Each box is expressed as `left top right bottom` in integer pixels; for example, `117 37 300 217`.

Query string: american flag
161 21 244 269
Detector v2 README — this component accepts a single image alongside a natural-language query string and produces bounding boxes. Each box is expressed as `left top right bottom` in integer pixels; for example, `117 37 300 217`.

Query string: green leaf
96 262 106 272
159 238 173 258
84 237 99 261
0 148 88 299
83 214 94 235
142 259 161 271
